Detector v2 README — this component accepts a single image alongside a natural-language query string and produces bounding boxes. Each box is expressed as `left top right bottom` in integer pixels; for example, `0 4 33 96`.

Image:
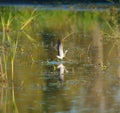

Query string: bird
57 63 68 83
56 39 68 60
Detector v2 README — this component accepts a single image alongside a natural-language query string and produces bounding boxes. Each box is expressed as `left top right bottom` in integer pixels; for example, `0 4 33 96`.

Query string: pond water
0 5 120 113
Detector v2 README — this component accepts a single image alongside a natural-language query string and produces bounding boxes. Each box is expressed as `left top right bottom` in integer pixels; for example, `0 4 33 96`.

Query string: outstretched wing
57 39 64 57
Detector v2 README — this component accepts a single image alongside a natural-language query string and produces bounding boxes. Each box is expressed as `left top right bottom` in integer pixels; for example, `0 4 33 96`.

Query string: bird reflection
56 39 68 85
57 63 68 84
56 39 68 60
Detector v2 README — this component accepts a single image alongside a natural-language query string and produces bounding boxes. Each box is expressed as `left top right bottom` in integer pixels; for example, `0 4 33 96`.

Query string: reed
101 7 120 56
1 14 15 80
7 33 19 80
20 9 37 30
0 57 4 77
1 17 8 79
1 9 36 80
12 82 19 113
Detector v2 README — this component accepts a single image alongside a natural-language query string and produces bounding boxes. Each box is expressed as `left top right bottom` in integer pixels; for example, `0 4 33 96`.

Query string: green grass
0 8 36 80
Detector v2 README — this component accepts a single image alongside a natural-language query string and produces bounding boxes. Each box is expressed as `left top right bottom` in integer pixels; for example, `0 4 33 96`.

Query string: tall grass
7 33 19 80
12 82 19 113
1 17 8 80
101 8 120 56
1 15 17 80
0 8 37 113
0 57 4 77
1 8 37 80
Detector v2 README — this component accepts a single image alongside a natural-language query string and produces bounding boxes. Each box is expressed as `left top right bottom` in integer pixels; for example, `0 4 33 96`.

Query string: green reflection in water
0 6 120 113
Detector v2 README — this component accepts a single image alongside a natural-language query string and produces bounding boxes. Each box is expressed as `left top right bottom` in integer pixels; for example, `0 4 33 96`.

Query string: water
0 5 120 113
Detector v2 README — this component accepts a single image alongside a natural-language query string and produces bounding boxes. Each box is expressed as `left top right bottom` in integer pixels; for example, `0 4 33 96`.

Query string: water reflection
0 6 120 113
57 63 68 84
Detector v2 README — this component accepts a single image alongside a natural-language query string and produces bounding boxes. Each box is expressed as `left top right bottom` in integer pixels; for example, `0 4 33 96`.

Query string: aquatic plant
7 33 19 80
12 82 19 113
101 7 120 56
1 14 17 80
0 57 4 77
1 17 8 80
0 9 37 80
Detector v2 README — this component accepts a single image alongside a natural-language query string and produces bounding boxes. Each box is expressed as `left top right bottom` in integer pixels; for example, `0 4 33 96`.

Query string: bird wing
59 42 64 57
57 40 64 57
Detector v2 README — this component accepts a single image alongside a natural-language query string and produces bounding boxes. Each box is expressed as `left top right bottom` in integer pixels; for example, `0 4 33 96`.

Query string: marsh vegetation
0 5 120 113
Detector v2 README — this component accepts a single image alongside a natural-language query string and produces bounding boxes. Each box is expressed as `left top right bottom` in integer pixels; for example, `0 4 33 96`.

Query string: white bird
57 63 68 82
56 39 68 60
